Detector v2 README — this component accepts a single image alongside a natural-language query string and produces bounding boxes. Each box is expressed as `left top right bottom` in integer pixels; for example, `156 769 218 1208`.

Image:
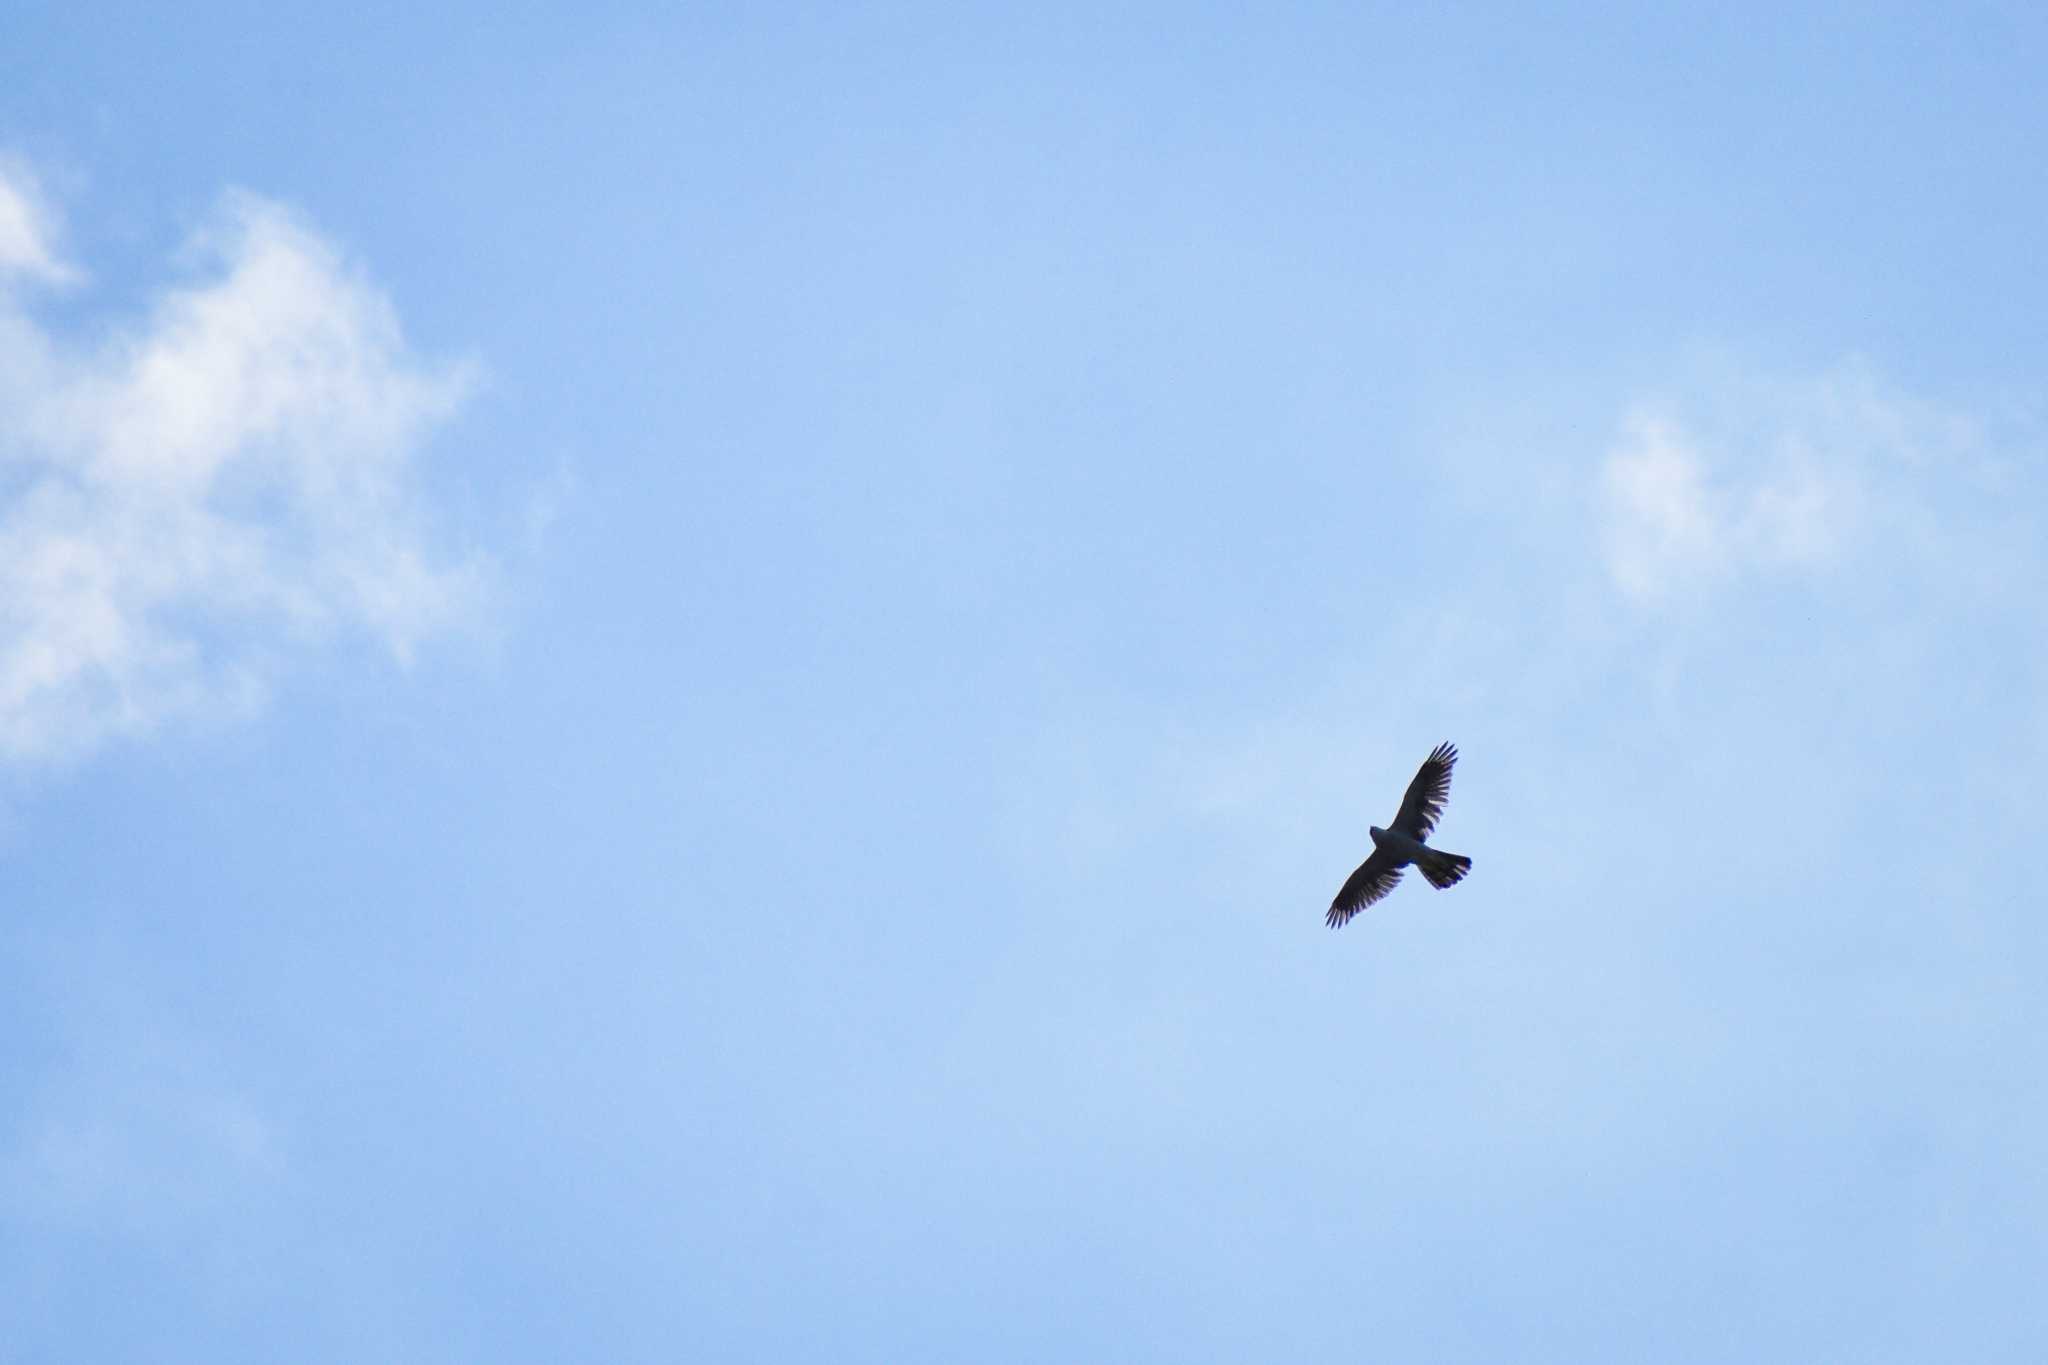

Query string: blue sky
4 4 2046 1360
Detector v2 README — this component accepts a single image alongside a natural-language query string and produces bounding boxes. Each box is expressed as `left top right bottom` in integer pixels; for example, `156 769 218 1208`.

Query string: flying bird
1327 741 1472 928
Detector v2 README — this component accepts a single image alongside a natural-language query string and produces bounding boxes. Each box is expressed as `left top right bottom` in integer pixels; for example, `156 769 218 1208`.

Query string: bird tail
1417 848 1472 889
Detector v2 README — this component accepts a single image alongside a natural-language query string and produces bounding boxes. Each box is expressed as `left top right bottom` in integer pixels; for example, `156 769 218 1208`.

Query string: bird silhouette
1327 742 1472 927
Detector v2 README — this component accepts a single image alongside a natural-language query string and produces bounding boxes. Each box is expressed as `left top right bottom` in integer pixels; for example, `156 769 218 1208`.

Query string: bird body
1328 743 1472 927
1366 824 1420 858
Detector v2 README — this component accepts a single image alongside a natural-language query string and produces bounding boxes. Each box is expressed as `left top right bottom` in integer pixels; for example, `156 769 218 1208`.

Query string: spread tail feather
1417 848 1472 889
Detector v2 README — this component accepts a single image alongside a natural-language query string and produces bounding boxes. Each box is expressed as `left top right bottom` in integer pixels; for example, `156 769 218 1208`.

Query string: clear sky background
3 5 2045 1360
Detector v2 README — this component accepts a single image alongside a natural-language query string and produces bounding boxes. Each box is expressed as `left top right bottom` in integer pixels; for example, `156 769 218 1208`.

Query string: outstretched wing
1390 741 1457 839
1327 849 1405 928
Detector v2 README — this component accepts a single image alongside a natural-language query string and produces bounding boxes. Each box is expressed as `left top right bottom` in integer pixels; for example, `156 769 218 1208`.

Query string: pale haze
4 8 2045 1361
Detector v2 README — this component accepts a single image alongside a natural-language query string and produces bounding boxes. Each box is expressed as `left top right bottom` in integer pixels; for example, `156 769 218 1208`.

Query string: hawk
1327 741 1472 928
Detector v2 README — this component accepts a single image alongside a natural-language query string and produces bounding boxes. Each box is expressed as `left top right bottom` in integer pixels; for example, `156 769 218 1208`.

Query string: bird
1327 741 1472 928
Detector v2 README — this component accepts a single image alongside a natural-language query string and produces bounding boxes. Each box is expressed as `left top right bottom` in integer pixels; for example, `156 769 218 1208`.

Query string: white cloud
0 157 75 286
1600 414 1729 600
0 162 486 764
1600 408 1853 602
1597 363 2033 605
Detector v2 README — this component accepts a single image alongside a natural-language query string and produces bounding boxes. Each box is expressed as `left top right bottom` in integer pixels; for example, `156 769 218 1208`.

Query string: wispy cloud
1598 363 2033 605
0 158 75 286
5 1027 282 1234
1601 408 1852 602
0 161 486 764
0 938 285 1305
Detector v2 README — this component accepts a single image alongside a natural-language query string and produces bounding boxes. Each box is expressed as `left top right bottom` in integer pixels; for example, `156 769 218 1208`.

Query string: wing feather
1327 849 1405 928
1390 741 1457 839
